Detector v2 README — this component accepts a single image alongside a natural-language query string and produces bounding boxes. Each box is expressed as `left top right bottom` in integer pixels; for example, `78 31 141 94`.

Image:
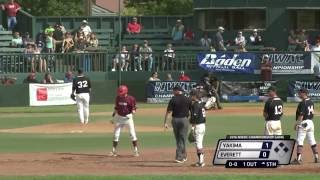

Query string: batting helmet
118 85 128 96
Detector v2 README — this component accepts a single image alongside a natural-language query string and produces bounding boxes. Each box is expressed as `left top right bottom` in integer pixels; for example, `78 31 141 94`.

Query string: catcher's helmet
118 85 128 96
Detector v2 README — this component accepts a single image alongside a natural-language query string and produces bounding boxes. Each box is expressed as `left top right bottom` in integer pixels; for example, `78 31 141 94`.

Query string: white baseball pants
264 120 282 135
113 113 138 142
296 119 316 146
76 93 90 124
194 123 206 150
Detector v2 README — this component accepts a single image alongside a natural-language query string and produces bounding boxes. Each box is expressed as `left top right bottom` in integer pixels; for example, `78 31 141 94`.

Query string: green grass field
0 103 319 179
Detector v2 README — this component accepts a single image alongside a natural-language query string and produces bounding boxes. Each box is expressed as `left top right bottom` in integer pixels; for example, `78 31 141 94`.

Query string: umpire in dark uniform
164 86 192 163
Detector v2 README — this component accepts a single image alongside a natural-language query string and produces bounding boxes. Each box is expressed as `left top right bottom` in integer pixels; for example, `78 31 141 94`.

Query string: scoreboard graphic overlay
213 135 295 168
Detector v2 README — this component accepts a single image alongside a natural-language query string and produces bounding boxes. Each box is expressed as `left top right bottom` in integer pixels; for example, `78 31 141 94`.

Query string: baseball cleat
133 150 140 157
174 159 185 163
194 162 205 167
291 158 302 165
108 151 118 157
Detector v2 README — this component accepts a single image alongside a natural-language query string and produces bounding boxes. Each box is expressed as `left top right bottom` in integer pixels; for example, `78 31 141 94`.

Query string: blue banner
287 81 320 102
197 52 257 74
146 81 197 103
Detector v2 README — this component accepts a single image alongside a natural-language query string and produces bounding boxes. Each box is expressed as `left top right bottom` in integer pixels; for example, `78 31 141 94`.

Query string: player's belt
265 119 280 121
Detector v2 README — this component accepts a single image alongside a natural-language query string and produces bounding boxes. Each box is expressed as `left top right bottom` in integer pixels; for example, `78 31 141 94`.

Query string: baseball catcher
189 89 206 167
194 76 216 110
291 88 318 164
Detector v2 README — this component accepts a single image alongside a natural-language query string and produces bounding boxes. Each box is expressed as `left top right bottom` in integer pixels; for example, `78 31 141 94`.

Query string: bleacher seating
0 31 24 53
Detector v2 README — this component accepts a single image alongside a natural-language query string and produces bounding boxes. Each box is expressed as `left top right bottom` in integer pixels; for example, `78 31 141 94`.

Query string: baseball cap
173 86 184 92
299 88 308 94
268 86 276 92
82 20 88 24
263 54 269 59
253 29 258 32
218 26 224 31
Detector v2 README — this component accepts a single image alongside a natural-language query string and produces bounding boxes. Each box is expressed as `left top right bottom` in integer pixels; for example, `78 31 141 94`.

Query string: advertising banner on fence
221 81 276 102
266 53 312 74
146 81 197 103
29 83 76 106
197 52 257 74
287 81 320 102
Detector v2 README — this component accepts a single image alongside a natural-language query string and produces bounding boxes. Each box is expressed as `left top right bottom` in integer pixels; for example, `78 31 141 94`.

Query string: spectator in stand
171 19 184 41
41 73 56 84
214 26 226 51
166 73 173 81
235 31 246 46
296 29 308 51
80 20 92 37
163 43 175 70
87 32 98 48
11 31 22 47
62 32 74 53
312 40 320 79
139 40 153 71
36 30 45 51
149 71 160 81
235 42 247 52
249 29 262 45
1 76 16 86
64 71 74 83
24 43 35 72
210 46 216 52
111 46 129 72
1 0 21 31
131 44 141 71
288 29 297 45
45 24 55 35
22 32 34 48
53 23 64 53
303 40 311 52
260 54 272 81
179 71 191 81
34 45 46 73
23 72 38 84
45 32 55 53
126 17 142 34
200 32 212 48
74 31 87 51
184 27 194 41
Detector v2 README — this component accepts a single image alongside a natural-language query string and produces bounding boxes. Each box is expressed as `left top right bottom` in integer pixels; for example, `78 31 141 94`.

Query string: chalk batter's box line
212 139 296 166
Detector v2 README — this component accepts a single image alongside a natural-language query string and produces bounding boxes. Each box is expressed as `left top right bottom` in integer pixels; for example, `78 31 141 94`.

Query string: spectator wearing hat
171 19 185 41
214 26 226 51
234 31 246 46
261 54 272 81
1 0 21 31
126 17 142 34
249 29 263 45
80 20 92 37
179 71 191 81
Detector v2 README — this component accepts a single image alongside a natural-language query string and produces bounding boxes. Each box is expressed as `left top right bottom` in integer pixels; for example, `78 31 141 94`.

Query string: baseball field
0 103 319 179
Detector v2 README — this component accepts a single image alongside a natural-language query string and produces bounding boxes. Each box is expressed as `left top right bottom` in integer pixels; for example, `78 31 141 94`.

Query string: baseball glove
188 129 196 143
70 94 76 101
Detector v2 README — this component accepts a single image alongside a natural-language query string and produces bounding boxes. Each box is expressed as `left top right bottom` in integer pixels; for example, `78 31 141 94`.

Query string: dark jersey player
71 69 91 124
190 90 206 167
292 88 318 164
263 86 283 135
